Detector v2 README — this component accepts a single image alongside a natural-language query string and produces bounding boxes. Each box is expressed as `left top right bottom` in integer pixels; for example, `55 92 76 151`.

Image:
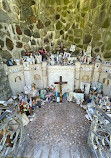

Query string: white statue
86 42 92 55
82 49 87 64
30 53 35 64
56 52 59 64
35 53 42 64
30 83 37 97
58 54 62 64
70 44 75 52
86 43 92 64
50 54 55 65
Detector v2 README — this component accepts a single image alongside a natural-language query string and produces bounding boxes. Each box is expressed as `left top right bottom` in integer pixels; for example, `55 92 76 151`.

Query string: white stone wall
99 65 111 96
47 66 75 94
8 65 25 95
7 61 111 97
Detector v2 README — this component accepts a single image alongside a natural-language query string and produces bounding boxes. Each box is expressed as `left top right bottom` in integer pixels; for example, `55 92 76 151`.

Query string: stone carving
81 75 89 82
34 74 41 80
15 76 22 82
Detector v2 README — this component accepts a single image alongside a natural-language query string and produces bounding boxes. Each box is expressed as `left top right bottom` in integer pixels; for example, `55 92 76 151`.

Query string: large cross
54 76 67 102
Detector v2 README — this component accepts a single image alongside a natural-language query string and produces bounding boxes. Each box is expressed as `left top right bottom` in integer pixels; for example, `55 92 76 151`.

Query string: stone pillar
93 62 102 82
42 62 48 88
75 62 81 89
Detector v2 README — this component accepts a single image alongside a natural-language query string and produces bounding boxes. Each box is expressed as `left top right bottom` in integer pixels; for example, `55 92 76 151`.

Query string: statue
82 49 87 64
50 54 55 65
30 53 35 64
35 53 42 64
30 83 37 97
86 43 92 64
58 53 62 64
70 44 75 52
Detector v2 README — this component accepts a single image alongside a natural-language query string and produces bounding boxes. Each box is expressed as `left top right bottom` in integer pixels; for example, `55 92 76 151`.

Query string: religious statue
30 53 35 64
50 54 55 65
86 42 92 64
56 52 59 64
82 49 87 64
30 83 37 98
35 53 42 64
58 53 62 64
70 44 75 53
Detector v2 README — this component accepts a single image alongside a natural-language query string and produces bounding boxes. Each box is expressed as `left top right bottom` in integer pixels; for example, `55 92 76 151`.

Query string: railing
0 103 26 157
88 107 111 158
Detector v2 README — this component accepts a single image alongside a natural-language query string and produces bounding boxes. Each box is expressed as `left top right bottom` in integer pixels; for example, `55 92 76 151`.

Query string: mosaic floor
18 102 95 158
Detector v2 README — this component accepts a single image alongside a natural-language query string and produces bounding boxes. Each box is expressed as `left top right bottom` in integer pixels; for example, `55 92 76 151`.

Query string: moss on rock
64 0 69 5
74 38 80 43
37 20 44 29
101 18 110 28
83 34 92 44
69 36 73 41
56 21 63 30
104 52 111 59
45 20 51 27
65 23 70 31
74 29 82 37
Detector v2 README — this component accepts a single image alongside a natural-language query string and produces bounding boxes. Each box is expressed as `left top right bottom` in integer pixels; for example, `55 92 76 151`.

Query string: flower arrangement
19 102 29 114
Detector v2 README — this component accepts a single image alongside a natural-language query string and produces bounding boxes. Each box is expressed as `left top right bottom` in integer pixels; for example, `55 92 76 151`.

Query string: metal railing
0 103 26 157
88 107 111 158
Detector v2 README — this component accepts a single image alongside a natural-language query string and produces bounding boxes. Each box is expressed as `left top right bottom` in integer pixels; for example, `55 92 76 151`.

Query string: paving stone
40 144 51 158
18 102 95 158
33 143 43 158
50 145 60 158
60 147 70 158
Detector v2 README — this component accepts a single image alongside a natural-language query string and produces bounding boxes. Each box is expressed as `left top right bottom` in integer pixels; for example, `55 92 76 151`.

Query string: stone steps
18 142 96 158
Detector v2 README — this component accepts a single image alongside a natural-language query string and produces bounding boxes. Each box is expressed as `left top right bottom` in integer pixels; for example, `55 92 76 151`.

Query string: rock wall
48 65 75 94
0 0 111 100
0 0 111 60
0 55 12 100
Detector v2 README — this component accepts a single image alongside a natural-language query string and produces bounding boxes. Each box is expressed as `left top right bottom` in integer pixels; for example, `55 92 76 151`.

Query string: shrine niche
54 76 67 102
103 78 110 86
103 78 106 84
15 76 22 82
34 74 41 80
81 75 89 82
80 82 90 94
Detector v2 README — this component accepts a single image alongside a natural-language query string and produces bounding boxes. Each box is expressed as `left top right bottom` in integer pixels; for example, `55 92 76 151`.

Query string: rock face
16 25 22 35
37 20 44 29
0 50 12 59
24 29 31 37
0 0 111 60
0 10 11 23
16 42 23 48
6 38 13 50
0 55 12 100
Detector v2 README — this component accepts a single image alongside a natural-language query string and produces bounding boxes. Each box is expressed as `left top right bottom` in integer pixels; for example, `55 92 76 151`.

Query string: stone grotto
0 0 111 157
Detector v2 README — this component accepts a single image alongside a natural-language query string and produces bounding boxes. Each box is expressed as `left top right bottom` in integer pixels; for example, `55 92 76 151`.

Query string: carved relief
82 75 89 82
15 76 22 82
34 74 41 80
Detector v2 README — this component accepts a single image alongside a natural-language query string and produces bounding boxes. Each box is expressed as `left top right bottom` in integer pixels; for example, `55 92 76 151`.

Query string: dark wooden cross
54 76 67 102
